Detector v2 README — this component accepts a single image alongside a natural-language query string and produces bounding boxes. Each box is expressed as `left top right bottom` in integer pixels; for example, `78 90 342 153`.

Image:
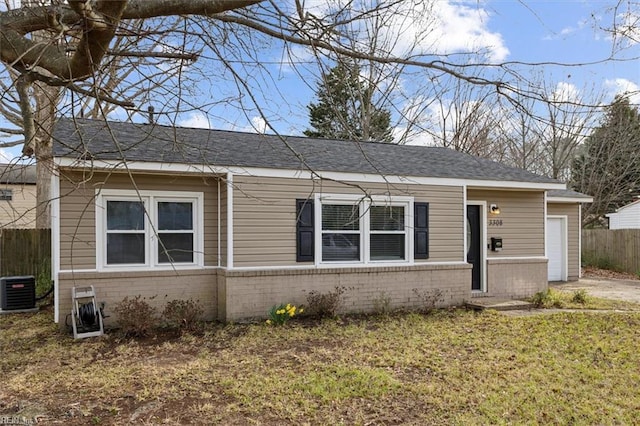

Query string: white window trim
314 193 414 266
95 189 204 271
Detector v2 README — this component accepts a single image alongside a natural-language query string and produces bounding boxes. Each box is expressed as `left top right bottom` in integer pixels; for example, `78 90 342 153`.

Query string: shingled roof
547 189 593 201
0 164 37 185
53 118 561 185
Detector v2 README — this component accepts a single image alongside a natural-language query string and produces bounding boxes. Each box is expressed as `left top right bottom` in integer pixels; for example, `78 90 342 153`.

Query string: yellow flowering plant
267 303 304 325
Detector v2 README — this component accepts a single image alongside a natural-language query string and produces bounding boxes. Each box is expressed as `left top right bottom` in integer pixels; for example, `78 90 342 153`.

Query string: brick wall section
485 258 548 299
57 260 547 327
57 269 218 329
218 264 472 321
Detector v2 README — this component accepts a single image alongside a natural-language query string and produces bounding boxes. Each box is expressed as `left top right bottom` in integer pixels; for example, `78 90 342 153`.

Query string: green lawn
2 307 640 425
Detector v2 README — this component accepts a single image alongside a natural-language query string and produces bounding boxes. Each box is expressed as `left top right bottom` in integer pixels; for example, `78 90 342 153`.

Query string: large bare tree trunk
21 0 62 228
33 81 60 229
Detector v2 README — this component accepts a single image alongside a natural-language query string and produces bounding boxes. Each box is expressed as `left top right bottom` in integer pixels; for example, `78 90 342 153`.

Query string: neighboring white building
606 199 640 229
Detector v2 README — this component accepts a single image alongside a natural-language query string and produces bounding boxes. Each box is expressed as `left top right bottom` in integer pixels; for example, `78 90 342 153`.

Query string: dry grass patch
1 307 640 424
531 288 640 310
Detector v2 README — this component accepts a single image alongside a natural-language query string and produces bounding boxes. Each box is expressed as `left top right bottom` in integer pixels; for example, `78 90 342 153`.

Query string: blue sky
171 1 639 136
1 0 639 161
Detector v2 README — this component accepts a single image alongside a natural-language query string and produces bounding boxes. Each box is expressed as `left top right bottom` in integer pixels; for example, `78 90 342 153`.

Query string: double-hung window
98 190 203 269
0 189 13 201
321 203 361 262
369 205 406 261
157 200 195 263
106 199 146 264
314 195 412 264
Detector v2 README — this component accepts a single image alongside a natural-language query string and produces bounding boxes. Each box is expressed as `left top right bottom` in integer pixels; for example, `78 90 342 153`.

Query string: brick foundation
485 258 548 299
218 263 472 321
57 269 218 328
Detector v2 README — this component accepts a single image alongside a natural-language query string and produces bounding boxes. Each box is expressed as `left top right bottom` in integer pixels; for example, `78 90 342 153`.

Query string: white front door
547 217 566 281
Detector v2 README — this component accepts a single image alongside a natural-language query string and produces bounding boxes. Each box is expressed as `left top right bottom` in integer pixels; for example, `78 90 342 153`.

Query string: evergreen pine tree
304 60 394 143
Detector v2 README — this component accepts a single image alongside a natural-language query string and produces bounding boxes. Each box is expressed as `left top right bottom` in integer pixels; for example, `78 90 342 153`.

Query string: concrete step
465 298 534 311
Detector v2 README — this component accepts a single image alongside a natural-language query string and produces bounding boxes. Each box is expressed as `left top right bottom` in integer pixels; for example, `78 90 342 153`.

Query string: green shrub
266 303 303 325
113 295 158 337
163 298 204 332
305 286 348 318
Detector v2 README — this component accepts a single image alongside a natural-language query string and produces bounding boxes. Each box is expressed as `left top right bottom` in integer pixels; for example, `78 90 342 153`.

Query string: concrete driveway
551 277 640 303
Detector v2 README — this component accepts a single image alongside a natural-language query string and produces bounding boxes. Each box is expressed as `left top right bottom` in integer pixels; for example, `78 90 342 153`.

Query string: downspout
462 185 467 262
227 172 233 270
578 203 582 278
217 178 221 268
544 191 548 260
51 169 60 323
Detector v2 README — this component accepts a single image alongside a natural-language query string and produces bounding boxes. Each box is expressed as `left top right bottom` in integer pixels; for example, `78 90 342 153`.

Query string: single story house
51 118 590 324
0 163 37 229
606 199 640 229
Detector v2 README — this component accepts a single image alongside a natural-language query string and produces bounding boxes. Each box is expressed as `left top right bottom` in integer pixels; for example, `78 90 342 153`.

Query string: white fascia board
547 196 594 203
54 157 566 191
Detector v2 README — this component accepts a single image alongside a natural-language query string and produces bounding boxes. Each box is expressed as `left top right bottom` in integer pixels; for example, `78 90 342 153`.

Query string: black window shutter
414 202 429 259
296 199 314 262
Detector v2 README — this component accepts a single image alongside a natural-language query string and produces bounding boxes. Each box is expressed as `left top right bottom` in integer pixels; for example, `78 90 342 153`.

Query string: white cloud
401 129 437 146
543 18 589 41
551 82 581 103
0 149 12 162
428 2 509 62
178 112 212 129
615 10 640 46
231 116 269 134
250 116 267 134
603 78 640 104
287 1 509 65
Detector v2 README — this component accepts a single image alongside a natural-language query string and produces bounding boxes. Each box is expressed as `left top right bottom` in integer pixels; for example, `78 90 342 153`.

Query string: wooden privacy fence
0 228 51 277
582 229 640 274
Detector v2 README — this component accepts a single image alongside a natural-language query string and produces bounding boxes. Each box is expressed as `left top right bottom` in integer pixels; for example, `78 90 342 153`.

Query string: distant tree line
305 60 638 227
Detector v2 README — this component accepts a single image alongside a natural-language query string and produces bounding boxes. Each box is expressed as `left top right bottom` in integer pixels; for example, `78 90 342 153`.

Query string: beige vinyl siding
0 183 37 228
59 174 97 270
547 202 580 280
232 176 464 267
58 171 220 270
467 189 545 257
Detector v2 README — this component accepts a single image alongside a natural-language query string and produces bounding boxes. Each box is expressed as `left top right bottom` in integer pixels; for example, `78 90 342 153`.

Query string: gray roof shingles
0 164 36 184
547 189 592 200
52 118 561 185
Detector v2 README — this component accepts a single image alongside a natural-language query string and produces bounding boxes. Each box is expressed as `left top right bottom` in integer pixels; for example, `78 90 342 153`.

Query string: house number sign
488 219 503 226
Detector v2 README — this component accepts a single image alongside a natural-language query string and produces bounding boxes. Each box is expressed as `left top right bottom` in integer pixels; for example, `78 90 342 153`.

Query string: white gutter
54 158 566 191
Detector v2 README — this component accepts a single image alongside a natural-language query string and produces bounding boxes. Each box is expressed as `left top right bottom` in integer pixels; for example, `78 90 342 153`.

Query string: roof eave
547 196 593 203
54 157 566 191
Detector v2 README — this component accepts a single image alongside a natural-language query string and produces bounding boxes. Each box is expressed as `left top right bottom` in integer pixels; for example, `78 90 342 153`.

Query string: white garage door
547 217 566 281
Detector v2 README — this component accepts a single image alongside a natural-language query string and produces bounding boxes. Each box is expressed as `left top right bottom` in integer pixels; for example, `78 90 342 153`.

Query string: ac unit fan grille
1 276 36 310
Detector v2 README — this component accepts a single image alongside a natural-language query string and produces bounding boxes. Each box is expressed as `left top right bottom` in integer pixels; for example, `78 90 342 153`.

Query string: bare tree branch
15 74 36 156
